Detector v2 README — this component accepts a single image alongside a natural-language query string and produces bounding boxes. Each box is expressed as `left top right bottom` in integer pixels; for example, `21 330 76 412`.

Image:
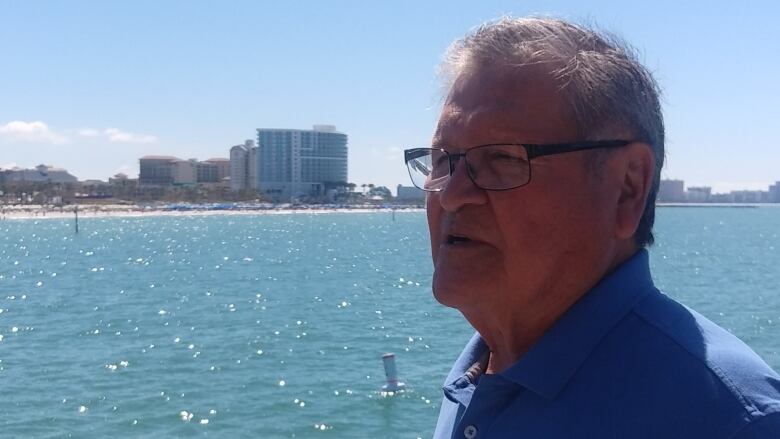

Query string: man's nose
438 157 488 212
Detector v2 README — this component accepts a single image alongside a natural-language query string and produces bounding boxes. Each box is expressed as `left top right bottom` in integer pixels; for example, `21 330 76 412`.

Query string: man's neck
477 290 584 374
472 243 639 374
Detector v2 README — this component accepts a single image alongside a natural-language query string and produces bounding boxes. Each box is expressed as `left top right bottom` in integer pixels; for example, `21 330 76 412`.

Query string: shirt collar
442 333 489 406
443 249 656 402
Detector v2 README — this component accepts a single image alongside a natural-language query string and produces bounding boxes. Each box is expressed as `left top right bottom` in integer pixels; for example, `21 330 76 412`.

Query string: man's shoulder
596 289 780 434
630 290 779 389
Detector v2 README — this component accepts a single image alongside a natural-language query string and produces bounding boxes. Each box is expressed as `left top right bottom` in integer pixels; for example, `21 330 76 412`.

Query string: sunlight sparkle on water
11 212 772 438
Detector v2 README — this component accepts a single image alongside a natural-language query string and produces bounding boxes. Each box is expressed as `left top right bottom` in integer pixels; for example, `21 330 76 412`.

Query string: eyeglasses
404 140 631 192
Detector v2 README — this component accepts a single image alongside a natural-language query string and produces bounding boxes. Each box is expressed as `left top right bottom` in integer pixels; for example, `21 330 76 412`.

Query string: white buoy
381 353 406 392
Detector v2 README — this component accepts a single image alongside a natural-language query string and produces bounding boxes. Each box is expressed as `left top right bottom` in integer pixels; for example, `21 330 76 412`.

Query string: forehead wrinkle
435 102 520 147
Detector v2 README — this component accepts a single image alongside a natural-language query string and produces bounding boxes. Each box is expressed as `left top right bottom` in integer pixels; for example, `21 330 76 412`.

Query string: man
404 17 780 438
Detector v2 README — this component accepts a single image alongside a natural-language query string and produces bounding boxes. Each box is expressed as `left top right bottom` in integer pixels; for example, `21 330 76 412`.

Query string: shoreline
3 202 777 221
0 204 425 220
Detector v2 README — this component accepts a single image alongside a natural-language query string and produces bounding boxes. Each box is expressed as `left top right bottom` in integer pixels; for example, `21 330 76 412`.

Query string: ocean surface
1 207 779 438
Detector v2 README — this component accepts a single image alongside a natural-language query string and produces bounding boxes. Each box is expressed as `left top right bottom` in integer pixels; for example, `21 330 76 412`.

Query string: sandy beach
0 203 425 220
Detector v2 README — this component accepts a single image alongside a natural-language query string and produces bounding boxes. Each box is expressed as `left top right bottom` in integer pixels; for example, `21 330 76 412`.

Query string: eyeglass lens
406 145 531 191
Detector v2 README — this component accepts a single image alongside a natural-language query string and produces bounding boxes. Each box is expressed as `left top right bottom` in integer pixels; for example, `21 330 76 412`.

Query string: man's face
427 65 618 315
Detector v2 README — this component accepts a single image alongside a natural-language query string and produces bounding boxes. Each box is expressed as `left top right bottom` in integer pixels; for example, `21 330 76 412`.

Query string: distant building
658 179 685 203
171 159 197 184
257 125 348 202
396 184 425 202
0 164 78 183
142 155 229 186
709 192 735 203
110 172 129 182
109 173 136 187
82 179 107 185
196 161 219 183
770 182 780 203
39 165 78 183
230 140 257 191
248 146 258 190
203 158 230 182
686 186 712 203
731 190 770 203
139 156 178 185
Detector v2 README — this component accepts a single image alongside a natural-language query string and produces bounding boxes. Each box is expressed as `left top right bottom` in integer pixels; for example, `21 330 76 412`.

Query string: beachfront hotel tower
256 125 348 202
229 140 258 191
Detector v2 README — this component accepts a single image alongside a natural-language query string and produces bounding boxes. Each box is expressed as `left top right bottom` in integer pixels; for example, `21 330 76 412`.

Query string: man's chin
432 273 481 309
431 285 456 308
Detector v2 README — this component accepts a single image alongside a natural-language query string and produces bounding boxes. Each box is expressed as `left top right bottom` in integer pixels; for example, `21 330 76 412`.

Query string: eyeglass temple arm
525 140 631 159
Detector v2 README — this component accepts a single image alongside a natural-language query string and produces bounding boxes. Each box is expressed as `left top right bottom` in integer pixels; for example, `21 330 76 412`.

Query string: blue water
0 208 779 438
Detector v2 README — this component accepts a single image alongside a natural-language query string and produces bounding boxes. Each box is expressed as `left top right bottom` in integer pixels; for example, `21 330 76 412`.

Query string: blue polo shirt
433 250 780 438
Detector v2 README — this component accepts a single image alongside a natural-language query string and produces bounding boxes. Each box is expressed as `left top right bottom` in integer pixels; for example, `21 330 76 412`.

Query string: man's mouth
446 235 472 245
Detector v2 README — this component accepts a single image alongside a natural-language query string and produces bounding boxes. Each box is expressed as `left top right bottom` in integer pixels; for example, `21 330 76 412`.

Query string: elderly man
404 17 780 438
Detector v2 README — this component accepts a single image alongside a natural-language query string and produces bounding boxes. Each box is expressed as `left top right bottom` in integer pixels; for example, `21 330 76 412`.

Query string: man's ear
615 143 655 240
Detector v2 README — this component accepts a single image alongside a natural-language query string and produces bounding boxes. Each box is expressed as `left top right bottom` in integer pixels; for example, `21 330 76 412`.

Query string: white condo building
229 139 258 191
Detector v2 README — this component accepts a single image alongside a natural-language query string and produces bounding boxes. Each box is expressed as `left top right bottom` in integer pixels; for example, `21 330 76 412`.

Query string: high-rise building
257 125 348 202
229 139 257 191
248 146 258 190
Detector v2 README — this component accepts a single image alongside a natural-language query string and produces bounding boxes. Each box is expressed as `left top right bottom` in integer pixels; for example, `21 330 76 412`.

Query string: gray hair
441 17 665 247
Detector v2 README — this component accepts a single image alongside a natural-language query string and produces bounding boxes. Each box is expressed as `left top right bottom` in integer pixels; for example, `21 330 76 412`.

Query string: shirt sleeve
730 412 780 438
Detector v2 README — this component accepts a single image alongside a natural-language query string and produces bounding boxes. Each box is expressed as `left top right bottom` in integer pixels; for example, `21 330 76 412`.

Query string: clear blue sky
1 0 778 193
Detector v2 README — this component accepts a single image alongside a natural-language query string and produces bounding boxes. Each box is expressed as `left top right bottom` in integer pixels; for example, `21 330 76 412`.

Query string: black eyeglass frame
404 139 632 192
